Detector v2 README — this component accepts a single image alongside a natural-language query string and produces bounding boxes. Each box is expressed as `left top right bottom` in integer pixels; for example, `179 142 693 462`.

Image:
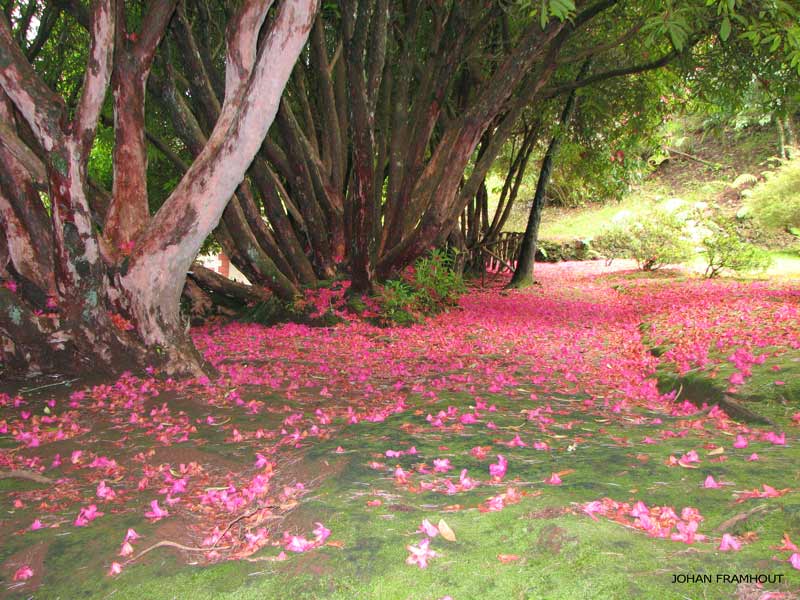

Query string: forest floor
1 262 799 600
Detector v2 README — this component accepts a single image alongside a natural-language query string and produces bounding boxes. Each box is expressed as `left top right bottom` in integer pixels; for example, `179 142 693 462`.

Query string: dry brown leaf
437 519 456 542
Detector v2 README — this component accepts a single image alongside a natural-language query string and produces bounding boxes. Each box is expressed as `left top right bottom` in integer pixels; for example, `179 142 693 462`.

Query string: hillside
530 123 800 275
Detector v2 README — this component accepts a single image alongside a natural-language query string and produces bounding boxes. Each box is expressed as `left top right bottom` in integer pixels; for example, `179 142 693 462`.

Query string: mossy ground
2 383 798 599
1 267 798 600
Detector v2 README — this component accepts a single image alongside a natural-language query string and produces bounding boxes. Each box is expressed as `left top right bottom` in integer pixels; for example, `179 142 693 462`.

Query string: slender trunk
508 60 589 288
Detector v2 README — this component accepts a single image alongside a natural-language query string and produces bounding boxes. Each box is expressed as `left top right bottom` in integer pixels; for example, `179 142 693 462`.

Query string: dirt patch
150 445 243 473
534 524 576 556
277 547 335 578
524 506 570 520
0 539 50 599
736 583 798 600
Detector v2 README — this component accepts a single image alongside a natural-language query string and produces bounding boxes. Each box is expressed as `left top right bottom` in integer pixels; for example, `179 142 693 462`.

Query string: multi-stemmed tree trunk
0 0 318 377
149 0 620 290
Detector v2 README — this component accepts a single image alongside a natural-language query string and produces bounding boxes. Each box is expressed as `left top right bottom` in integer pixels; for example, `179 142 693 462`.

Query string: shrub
593 210 693 270
592 227 635 266
377 279 418 325
700 218 772 278
412 249 466 311
378 249 465 325
746 157 800 236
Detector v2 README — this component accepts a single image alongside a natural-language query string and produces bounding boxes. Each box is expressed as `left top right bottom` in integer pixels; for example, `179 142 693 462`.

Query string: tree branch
72 0 114 157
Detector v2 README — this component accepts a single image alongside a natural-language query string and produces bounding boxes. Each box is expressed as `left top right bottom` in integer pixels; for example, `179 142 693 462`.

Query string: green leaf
720 16 731 41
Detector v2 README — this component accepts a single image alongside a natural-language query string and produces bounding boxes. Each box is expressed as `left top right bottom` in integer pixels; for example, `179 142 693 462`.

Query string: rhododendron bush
0 262 798 598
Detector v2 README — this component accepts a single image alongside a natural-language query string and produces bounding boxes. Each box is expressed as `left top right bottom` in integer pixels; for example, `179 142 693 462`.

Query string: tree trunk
0 0 318 378
508 60 589 288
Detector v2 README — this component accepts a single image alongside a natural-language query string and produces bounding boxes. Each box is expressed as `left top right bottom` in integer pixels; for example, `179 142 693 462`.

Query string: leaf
708 446 725 455
720 16 731 41
498 554 521 563
437 519 457 542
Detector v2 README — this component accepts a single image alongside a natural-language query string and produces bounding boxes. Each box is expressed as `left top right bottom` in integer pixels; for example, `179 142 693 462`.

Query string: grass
4 369 799 599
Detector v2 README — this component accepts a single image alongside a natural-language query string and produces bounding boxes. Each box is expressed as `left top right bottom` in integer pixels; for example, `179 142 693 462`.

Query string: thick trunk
343 0 379 293
106 60 150 250
0 0 318 378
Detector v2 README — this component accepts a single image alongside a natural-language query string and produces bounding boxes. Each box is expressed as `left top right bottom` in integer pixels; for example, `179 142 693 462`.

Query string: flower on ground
406 538 438 568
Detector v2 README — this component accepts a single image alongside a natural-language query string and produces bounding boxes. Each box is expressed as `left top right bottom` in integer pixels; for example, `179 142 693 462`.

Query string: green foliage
592 227 636 266
377 280 418 326
377 249 466 325
593 210 694 270
746 157 800 236
411 249 467 312
700 217 773 278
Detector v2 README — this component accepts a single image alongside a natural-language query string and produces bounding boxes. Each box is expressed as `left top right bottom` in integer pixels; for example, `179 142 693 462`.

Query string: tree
508 59 590 288
0 0 318 377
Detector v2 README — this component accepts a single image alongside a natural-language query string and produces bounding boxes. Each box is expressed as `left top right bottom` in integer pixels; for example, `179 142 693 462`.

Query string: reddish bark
0 0 318 377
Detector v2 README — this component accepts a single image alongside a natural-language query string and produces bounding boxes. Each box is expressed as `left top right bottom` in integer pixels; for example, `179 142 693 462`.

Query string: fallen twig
0 470 53 484
128 540 230 563
715 504 773 532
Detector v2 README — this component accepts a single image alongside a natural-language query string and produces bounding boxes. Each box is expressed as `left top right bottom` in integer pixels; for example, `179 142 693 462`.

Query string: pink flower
460 413 478 424
533 441 550 450
13 565 33 581
419 519 439 538
790 553 800 570
119 542 134 557
703 475 721 489
718 534 741 551
313 522 331 544
484 495 506 512
582 501 604 520
544 473 562 485
74 504 103 527
507 434 527 447
763 431 786 445
108 562 123 576
630 501 649 518
459 469 478 490
284 534 314 553
747 453 759 461
394 467 410 484
124 528 140 542
96 480 116 500
470 446 488 460
489 455 507 480
406 538 438 568
30 519 44 531
144 500 169 521
733 435 748 449
678 450 700 466
671 520 700 544
729 372 745 386
433 458 452 473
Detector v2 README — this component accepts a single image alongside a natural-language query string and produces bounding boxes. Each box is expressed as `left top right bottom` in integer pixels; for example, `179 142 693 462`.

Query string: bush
700 218 772 278
746 157 800 236
593 210 693 270
377 279 418 325
377 249 465 325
